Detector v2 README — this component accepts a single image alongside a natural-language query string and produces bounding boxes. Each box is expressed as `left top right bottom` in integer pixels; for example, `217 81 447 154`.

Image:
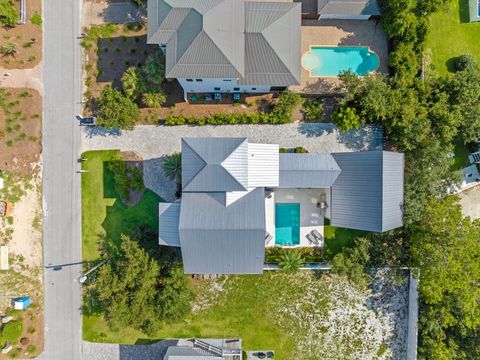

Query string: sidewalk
0 64 43 95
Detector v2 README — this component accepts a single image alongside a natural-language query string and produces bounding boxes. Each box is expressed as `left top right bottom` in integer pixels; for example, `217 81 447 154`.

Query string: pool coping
301 45 380 78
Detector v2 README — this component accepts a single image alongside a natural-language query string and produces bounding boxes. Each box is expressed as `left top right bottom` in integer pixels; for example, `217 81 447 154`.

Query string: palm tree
142 91 166 109
277 250 304 274
163 152 182 197
121 66 143 100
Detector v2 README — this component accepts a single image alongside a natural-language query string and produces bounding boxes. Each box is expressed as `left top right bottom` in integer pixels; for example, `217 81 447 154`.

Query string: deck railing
193 339 242 357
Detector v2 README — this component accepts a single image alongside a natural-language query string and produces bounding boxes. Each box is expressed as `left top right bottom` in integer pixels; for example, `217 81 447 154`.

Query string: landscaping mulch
0 0 42 69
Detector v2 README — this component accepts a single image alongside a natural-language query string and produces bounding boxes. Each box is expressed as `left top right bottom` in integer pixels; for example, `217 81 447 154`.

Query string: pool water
302 46 379 77
275 203 300 246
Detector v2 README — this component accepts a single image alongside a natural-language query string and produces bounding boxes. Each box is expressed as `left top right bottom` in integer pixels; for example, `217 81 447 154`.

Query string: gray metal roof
158 203 181 247
182 137 248 192
279 153 341 188
240 2 301 86
148 0 300 86
164 346 215 359
317 0 380 16
179 188 266 274
330 151 403 232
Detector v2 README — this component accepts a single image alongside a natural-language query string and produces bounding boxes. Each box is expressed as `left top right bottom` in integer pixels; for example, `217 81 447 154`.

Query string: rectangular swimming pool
275 203 300 246
302 46 379 77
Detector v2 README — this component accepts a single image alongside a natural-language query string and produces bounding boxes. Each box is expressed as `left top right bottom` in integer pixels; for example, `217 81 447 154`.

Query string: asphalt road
42 0 83 358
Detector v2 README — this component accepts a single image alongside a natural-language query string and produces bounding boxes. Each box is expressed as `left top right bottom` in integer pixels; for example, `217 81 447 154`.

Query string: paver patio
81 123 383 201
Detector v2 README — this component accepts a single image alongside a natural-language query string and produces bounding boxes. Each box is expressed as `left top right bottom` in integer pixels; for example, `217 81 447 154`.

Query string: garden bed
0 88 42 176
0 0 42 69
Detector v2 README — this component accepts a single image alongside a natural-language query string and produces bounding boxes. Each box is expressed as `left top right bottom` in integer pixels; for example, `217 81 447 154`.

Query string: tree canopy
410 197 480 359
97 85 139 130
95 234 193 335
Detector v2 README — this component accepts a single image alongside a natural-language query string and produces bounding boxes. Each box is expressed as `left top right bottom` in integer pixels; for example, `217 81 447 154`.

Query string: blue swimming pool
302 46 379 77
275 203 300 246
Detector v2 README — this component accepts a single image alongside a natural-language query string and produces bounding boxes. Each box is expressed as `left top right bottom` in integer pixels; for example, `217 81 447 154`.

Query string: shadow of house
99 3 146 24
119 339 178 360
143 157 177 202
96 35 157 88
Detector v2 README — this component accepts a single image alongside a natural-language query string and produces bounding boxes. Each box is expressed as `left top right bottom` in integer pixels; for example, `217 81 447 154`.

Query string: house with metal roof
296 0 380 19
159 137 404 275
147 0 301 98
164 338 242 360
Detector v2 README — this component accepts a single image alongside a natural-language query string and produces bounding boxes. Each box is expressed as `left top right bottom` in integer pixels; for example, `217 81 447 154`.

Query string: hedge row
164 90 302 126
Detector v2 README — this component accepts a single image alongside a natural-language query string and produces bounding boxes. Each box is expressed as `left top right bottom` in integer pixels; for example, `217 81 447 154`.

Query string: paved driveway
81 124 383 201
83 2 145 25
42 0 83 358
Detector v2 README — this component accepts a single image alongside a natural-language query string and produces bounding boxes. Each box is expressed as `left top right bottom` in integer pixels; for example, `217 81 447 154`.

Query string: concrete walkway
0 64 43 95
83 2 145 25
81 123 383 201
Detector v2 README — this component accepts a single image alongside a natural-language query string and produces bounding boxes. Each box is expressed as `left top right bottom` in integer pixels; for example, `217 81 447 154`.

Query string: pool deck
290 19 389 94
266 188 326 248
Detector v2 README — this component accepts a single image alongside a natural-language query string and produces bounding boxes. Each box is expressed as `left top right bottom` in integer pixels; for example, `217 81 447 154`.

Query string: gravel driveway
81 123 383 201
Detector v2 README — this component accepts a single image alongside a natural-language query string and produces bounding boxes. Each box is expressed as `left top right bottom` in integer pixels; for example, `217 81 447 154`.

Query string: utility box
13 297 31 310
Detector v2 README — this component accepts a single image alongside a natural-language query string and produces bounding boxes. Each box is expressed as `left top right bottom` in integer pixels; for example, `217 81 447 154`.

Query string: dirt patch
0 0 43 69
0 88 42 176
119 151 144 206
0 177 43 359
83 24 274 123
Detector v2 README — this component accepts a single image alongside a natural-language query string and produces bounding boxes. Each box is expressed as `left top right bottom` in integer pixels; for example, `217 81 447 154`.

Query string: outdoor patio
265 188 327 248
290 19 389 94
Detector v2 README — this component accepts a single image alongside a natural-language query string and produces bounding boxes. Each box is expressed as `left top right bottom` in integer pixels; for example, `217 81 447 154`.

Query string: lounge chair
311 229 324 248
306 233 318 245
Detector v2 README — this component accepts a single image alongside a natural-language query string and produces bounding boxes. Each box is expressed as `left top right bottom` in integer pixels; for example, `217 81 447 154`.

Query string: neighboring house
469 0 480 22
297 0 380 20
159 137 404 275
164 338 242 360
147 0 301 98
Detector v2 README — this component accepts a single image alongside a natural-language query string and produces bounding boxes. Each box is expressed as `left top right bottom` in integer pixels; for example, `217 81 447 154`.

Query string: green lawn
81 150 163 261
425 0 480 74
84 273 297 355
323 218 369 258
452 137 471 171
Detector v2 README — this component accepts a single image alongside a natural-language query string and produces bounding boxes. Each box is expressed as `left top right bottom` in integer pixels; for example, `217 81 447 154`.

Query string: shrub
107 158 144 201
26 345 37 354
455 54 477 72
142 91 166 109
1 320 23 344
30 12 42 26
164 91 298 126
331 106 364 132
331 237 371 288
272 90 302 123
97 85 140 129
144 51 165 85
293 146 309 153
0 41 18 56
277 250 304 273
302 97 324 122
279 147 287 153
0 0 19 27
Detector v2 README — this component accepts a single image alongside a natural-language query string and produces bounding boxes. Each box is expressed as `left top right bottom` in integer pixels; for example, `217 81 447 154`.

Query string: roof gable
181 138 248 192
